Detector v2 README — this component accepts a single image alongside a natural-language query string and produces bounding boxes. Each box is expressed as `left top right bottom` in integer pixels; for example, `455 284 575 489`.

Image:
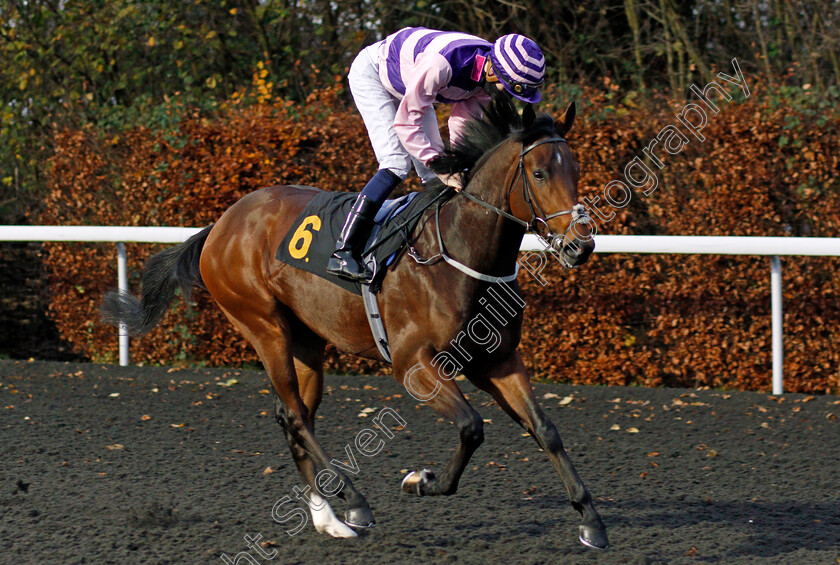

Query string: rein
404 194 521 284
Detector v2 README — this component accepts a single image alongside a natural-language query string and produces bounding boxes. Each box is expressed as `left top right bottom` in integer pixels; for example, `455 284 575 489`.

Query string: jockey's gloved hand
436 172 463 191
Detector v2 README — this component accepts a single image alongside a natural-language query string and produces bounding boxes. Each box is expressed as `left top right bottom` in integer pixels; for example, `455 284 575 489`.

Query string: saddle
275 188 448 295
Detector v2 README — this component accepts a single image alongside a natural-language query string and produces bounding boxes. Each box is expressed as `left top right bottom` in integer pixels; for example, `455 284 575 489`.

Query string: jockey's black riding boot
326 194 381 281
327 169 401 281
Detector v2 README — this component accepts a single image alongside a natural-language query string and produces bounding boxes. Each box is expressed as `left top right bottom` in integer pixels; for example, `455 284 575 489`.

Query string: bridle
406 135 593 282
457 136 591 245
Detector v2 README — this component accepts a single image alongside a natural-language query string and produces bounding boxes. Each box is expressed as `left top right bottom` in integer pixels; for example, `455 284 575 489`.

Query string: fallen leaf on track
105 444 124 450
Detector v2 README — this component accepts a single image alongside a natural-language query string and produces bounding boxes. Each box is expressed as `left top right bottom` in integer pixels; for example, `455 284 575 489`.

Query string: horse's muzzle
555 236 595 268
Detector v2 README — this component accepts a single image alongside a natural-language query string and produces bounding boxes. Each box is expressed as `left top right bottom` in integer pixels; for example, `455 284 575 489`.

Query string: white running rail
3 226 840 394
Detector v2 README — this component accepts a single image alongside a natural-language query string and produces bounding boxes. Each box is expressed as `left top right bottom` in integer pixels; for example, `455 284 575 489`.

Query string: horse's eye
533 170 546 181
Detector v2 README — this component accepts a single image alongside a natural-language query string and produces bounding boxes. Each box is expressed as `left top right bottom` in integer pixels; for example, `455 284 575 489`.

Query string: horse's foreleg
395 347 484 496
467 352 608 550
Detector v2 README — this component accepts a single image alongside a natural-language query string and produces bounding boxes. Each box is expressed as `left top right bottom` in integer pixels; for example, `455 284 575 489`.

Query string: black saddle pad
275 188 450 295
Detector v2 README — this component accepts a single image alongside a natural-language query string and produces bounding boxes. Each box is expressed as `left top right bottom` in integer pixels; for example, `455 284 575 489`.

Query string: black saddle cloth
275 187 450 295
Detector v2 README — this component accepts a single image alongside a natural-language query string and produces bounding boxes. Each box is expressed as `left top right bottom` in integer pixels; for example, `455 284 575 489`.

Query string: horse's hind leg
273 397 358 537
215 302 374 534
271 329 362 537
273 329 323 495
396 347 485 496
466 352 608 550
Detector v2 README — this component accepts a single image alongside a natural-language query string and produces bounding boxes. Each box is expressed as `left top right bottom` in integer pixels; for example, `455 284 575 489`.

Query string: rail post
116 242 129 366
770 255 783 394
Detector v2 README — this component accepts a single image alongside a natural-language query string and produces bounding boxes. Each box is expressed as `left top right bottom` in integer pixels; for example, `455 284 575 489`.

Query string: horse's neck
440 142 525 275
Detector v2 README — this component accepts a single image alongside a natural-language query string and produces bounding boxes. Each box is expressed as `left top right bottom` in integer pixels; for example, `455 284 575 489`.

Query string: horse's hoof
579 525 609 550
310 494 357 538
344 506 376 529
400 469 435 496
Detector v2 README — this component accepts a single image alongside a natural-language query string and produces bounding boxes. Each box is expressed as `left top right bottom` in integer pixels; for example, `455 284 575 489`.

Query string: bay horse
102 94 608 549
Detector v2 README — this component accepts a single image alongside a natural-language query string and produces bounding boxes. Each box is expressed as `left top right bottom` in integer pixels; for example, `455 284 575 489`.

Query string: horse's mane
428 91 559 180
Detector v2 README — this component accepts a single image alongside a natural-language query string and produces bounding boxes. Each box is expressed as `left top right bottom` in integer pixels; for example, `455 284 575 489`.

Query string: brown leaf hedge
40 83 840 394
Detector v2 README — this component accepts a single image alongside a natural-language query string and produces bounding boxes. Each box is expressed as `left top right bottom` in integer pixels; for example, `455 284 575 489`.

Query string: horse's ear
522 104 536 128
557 101 576 136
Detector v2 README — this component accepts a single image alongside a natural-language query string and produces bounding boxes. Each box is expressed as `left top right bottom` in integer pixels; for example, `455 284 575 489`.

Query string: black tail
101 225 214 336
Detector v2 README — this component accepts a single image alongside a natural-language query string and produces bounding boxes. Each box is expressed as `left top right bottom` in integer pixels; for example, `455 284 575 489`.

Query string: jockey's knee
361 168 404 203
377 158 411 181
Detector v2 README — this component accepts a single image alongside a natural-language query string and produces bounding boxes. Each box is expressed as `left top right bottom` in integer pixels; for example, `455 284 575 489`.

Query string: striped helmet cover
490 34 545 103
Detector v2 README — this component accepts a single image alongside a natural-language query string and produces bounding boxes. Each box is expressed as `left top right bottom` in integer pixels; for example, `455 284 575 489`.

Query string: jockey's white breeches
347 43 437 183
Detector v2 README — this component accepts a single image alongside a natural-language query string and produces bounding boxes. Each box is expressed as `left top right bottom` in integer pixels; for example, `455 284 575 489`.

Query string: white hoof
310 493 357 538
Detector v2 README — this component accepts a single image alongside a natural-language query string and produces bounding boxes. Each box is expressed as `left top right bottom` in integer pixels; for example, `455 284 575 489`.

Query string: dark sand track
1 360 838 564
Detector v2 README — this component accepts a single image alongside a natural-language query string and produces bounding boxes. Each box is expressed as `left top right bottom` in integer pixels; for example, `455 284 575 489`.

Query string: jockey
327 27 546 281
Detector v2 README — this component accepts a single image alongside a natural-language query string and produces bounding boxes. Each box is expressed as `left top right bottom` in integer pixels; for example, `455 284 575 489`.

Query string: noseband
458 137 592 245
